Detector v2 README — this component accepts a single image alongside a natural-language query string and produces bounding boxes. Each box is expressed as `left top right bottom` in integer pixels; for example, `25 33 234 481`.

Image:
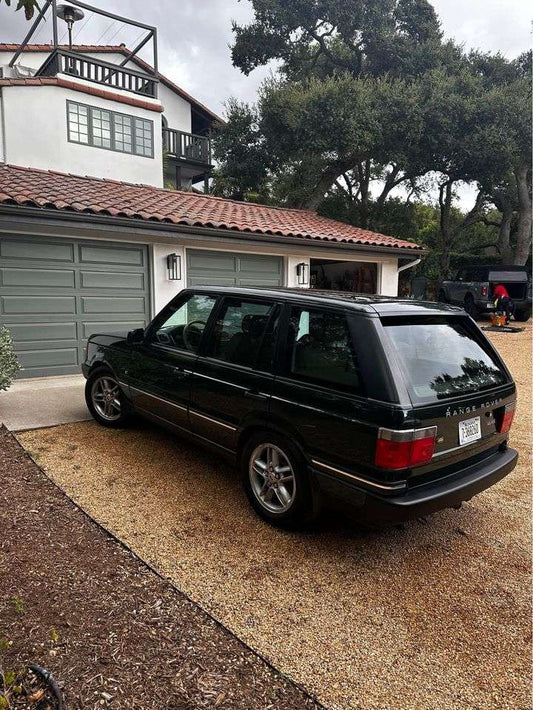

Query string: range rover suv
438 265 532 321
82 287 518 527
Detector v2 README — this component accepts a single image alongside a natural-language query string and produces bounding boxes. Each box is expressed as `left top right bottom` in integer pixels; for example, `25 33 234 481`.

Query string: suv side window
152 293 217 353
207 298 276 368
285 307 361 392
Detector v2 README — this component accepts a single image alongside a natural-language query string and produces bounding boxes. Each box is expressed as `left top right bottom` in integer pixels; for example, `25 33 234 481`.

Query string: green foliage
0 0 38 20
11 596 25 616
0 327 21 391
230 0 457 80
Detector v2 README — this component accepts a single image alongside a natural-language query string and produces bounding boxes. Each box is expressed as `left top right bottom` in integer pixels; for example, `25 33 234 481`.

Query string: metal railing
36 48 158 98
162 127 211 164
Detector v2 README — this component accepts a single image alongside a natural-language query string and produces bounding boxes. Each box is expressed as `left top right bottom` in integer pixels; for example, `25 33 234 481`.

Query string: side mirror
127 328 145 345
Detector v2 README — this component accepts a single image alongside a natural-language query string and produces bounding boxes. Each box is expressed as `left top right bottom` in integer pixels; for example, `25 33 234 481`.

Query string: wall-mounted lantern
296 261 309 286
166 253 182 281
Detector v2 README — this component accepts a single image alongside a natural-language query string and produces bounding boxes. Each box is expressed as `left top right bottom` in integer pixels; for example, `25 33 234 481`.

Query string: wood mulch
0 426 321 710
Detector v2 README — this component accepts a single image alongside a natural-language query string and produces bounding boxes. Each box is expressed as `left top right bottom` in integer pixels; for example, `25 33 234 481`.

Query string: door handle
244 389 268 401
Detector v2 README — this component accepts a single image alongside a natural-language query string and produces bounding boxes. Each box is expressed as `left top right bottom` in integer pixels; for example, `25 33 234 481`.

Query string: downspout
0 87 6 164
397 258 421 274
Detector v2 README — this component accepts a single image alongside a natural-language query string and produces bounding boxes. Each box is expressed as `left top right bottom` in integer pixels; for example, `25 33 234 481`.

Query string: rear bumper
313 447 518 525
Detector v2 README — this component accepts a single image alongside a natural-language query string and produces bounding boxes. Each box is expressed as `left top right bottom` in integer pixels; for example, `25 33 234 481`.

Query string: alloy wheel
249 443 296 513
91 375 122 422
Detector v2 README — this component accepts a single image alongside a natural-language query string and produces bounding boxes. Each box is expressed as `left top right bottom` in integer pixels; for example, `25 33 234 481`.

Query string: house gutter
0 204 427 257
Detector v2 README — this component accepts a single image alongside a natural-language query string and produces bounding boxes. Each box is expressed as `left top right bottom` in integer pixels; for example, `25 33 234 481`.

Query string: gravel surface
0 427 320 710
18 323 532 710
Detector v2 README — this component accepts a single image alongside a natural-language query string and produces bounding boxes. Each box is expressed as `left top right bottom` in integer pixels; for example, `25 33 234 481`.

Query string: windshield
383 316 508 403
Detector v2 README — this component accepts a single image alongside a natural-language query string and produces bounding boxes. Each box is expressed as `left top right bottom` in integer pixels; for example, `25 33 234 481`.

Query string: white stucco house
0 2 424 377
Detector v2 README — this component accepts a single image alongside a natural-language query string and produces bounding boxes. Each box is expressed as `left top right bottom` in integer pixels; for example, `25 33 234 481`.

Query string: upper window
67 101 154 158
286 308 361 392
207 298 277 369
152 294 217 353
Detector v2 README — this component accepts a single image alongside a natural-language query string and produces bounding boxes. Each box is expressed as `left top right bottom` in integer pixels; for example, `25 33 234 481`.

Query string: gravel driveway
18 324 531 710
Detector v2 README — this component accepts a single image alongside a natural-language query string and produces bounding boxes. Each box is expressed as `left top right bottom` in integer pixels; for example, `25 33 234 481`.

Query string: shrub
0 326 21 391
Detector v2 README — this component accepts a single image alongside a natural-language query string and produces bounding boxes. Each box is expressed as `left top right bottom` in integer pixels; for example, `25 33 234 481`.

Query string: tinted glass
209 298 275 368
287 308 361 392
383 316 507 403
489 271 528 283
153 294 216 353
255 305 281 373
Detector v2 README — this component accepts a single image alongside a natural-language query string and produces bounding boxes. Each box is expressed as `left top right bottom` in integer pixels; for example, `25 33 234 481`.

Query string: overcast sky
1 0 530 207
1 0 530 116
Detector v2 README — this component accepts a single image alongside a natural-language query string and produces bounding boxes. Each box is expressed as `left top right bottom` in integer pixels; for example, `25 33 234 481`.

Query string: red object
0 165 422 251
375 428 437 470
496 403 515 434
494 284 509 300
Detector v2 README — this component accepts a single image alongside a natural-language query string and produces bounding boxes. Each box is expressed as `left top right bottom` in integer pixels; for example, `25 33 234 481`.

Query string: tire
85 369 130 428
514 308 531 322
241 431 319 528
438 289 448 303
464 295 479 320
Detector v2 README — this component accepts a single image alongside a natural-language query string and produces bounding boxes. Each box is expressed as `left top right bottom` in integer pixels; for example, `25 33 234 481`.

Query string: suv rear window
489 270 528 282
383 316 507 403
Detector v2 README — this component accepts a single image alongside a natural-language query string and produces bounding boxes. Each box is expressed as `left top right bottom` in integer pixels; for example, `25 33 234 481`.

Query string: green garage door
187 250 283 288
0 236 150 378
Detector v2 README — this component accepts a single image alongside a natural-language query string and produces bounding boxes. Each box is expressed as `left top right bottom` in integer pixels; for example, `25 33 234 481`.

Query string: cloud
1 0 529 120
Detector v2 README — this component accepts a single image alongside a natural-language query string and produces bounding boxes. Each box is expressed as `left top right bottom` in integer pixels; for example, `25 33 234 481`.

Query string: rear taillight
375 427 437 470
496 403 515 434
481 285 488 297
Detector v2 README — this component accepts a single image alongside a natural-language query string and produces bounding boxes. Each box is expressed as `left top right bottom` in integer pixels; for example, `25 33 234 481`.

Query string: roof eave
0 204 427 255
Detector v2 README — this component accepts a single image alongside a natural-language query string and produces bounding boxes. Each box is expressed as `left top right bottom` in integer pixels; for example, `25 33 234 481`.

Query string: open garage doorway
310 259 378 294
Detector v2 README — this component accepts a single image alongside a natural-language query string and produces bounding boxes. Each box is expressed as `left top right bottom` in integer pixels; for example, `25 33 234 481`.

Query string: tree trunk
513 163 532 265
438 180 453 278
498 203 513 264
301 163 351 210
357 160 371 228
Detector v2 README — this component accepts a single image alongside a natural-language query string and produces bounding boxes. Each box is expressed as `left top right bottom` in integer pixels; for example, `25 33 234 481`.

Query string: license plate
459 416 481 445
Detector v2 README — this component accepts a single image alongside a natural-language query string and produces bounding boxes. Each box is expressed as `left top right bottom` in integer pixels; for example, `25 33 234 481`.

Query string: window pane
91 107 111 147
153 294 216 353
68 102 89 144
209 299 275 368
288 308 361 391
383 317 507 403
134 118 153 156
255 305 280 372
113 114 133 153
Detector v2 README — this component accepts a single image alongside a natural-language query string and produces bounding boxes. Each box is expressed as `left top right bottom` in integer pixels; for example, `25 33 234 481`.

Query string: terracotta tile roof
0 43 223 124
0 165 423 251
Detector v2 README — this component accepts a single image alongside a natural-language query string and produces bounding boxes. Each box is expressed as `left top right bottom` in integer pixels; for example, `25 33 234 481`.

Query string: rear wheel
241 432 318 528
464 294 479 320
514 308 531 322
85 370 130 427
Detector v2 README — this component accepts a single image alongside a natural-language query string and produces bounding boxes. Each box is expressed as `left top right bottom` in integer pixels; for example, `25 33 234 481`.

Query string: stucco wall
1 83 164 186
150 240 399 313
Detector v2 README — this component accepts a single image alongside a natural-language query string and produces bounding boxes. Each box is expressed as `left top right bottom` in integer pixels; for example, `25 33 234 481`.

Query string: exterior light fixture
56 4 85 50
296 262 309 286
167 253 182 281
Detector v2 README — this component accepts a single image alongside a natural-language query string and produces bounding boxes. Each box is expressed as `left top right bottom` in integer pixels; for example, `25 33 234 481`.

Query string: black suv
82 287 518 527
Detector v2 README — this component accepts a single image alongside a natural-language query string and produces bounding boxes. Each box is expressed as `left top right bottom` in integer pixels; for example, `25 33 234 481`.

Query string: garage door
187 250 283 287
0 236 150 378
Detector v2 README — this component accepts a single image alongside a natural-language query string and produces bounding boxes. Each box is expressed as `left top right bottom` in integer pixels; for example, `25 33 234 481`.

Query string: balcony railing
163 127 211 165
36 49 158 99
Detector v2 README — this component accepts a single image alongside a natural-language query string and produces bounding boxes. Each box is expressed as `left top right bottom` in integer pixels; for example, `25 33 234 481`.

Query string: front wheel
241 432 318 528
514 308 531 322
85 370 130 427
